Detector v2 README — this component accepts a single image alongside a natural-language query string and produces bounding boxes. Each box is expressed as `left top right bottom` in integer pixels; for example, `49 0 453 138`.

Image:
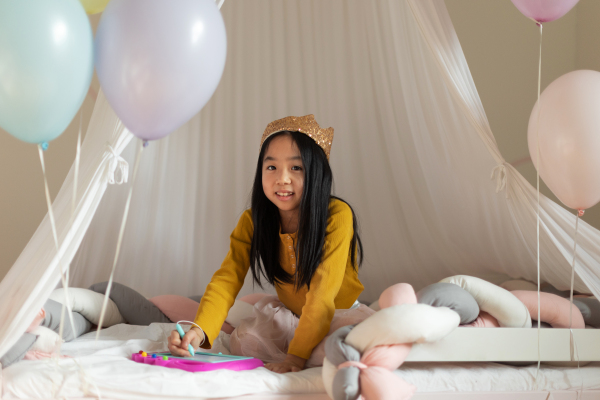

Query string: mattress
3 323 600 399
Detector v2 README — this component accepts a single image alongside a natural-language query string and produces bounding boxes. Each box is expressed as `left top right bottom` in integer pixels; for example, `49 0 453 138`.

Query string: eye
265 165 275 170
292 166 303 171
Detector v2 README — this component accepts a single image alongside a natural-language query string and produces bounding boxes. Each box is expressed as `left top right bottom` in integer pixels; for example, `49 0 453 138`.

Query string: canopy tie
491 163 508 194
105 144 129 185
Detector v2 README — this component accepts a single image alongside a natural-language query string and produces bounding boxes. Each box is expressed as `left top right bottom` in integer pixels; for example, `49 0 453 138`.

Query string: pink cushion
379 283 417 309
221 321 234 334
239 293 270 305
150 295 235 333
149 295 200 322
463 311 500 328
27 308 46 333
511 290 585 329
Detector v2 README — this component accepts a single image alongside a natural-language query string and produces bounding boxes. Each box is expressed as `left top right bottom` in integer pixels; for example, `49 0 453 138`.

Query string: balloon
95 0 227 141
528 70 600 211
80 0 110 14
511 0 579 23
0 0 93 144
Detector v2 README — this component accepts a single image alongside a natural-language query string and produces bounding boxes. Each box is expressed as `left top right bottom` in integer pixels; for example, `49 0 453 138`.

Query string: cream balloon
80 0 110 14
528 70 600 211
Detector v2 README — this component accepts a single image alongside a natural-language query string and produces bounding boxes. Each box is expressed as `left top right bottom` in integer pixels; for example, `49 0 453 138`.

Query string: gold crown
260 114 334 160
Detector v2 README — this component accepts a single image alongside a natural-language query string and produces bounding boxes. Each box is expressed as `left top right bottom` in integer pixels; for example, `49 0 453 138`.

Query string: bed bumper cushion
440 275 532 328
49 288 125 328
416 282 479 324
323 283 459 400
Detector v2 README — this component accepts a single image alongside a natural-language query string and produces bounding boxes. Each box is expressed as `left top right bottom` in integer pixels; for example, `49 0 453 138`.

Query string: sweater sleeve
193 210 253 348
287 203 354 359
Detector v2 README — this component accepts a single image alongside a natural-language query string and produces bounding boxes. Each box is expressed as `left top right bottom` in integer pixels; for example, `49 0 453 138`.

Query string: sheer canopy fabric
0 93 132 358
1 0 598 360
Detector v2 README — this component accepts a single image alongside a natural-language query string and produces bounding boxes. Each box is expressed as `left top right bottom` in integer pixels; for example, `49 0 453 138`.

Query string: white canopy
1 0 598 359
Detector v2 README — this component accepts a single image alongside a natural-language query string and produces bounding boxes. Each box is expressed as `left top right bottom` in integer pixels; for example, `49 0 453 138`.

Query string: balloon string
534 22 543 389
96 140 145 339
569 209 584 400
569 211 580 330
37 145 78 346
569 211 583 400
72 110 83 221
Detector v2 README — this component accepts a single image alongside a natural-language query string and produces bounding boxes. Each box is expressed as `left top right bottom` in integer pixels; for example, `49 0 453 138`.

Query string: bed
3 323 600 400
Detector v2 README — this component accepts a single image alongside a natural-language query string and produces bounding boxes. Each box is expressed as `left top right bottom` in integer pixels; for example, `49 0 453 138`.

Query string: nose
276 170 291 185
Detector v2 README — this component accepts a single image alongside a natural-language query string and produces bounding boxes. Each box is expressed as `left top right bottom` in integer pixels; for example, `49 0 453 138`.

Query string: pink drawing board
131 351 264 372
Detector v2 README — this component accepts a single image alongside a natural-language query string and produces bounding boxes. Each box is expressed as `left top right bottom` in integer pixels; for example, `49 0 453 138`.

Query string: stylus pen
176 323 195 356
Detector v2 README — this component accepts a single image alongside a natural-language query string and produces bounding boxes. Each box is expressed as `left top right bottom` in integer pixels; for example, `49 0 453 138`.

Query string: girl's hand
265 354 306 373
168 326 204 357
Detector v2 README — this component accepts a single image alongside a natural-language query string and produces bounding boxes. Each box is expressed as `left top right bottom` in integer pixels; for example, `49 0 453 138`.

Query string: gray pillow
573 297 600 328
42 299 92 341
1 333 37 368
532 321 552 329
89 281 171 325
416 282 479 325
188 295 203 303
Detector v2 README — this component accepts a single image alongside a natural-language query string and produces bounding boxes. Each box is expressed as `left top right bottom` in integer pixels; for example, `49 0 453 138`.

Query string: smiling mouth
276 192 294 197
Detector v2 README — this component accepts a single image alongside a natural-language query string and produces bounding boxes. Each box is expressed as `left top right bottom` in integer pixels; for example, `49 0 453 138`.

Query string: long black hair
249 131 363 290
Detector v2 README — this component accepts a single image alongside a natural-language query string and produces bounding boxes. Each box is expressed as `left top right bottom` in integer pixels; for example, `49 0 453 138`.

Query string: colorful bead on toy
163 356 169 361
138 350 143 354
141 352 147 357
152 354 157 358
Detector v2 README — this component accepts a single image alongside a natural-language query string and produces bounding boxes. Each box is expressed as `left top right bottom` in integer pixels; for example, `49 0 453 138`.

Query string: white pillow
441 275 531 328
225 300 254 328
29 326 61 354
345 304 460 353
49 288 125 328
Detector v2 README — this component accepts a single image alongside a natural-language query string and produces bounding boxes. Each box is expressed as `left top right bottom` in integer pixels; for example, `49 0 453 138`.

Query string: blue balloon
0 0 93 144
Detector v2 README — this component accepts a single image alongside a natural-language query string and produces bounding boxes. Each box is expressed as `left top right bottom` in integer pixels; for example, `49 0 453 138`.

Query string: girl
168 114 364 373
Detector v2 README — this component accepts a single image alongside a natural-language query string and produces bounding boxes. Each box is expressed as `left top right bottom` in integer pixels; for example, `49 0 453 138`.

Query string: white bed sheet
3 324 600 399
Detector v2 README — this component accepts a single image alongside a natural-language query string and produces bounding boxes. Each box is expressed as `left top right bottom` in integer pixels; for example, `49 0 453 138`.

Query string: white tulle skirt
229 295 374 367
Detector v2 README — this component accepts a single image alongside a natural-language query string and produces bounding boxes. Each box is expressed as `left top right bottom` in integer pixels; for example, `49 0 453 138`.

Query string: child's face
262 134 305 217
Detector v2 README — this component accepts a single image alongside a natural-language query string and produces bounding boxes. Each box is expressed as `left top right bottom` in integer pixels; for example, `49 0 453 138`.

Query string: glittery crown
260 114 334 160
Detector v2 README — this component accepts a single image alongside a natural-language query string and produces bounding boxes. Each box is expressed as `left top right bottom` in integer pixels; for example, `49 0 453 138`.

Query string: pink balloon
95 0 226 141
528 70 600 211
511 0 579 23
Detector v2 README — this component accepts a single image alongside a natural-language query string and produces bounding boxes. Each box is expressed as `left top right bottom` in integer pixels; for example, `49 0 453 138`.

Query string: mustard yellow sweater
193 198 364 359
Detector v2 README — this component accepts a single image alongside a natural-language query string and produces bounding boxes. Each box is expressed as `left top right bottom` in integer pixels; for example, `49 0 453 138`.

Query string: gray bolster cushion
89 281 171 325
416 282 480 325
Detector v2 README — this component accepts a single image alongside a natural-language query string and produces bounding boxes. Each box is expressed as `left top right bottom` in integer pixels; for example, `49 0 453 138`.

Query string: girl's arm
192 210 254 348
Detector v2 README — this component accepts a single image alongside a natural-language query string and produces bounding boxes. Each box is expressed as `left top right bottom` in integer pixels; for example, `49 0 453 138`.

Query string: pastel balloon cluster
509 1 600 213
0 0 226 146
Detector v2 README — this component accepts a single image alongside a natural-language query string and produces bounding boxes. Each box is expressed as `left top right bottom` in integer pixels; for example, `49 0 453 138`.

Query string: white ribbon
105 144 129 185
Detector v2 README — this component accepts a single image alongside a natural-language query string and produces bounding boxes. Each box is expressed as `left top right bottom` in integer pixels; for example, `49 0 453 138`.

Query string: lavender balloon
511 0 579 23
95 0 227 141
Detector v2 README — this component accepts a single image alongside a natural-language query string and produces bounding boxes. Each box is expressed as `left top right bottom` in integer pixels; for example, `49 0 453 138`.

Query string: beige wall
0 3 598 280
